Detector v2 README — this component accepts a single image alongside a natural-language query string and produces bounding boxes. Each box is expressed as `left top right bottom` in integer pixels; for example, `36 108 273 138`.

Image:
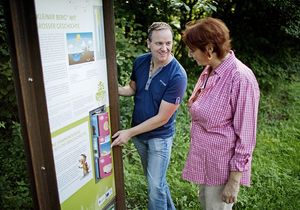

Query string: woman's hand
222 171 242 204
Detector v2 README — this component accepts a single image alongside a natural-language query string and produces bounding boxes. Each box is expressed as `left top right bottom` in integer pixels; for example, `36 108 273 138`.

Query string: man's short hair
148 22 173 41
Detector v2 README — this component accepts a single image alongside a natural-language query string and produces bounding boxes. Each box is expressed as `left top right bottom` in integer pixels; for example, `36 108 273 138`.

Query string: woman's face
188 48 209 66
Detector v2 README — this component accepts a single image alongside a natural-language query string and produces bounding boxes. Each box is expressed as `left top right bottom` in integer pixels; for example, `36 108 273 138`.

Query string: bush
0 123 33 209
0 4 33 209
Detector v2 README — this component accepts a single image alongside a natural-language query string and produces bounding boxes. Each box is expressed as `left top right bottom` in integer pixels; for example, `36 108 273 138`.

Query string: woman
181 17 260 210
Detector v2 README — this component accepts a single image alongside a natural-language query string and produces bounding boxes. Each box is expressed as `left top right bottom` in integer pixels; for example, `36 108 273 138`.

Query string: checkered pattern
182 51 260 186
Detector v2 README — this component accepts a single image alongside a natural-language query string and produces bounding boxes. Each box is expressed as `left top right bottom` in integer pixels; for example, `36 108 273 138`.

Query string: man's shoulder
132 53 151 73
169 58 187 79
135 52 151 64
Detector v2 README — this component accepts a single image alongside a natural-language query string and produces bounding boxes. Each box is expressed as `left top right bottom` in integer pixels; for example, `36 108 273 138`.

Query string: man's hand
118 80 136 96
111 129 132 147
222 171 242 204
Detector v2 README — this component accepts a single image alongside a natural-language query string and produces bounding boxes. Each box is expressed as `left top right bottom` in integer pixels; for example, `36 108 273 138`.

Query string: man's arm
111 100 179 146
119 80 136 96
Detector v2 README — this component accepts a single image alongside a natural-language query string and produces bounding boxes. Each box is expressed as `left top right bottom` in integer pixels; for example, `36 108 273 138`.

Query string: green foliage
233 44 300 91
215 0 300 40
0 122 33 209
0 4 33 209
234 81 300 210
213 0 300 90
115 21 147 85
113 0 218 71
0 4 18 125
114 0 170 32
123 142 148 209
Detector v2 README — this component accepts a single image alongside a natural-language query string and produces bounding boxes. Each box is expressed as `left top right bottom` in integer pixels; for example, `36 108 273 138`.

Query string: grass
234 81 300 210
121 79 300 210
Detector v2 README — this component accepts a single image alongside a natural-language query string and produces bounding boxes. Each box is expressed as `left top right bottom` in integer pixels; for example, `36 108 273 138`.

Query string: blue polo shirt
131 53 187 139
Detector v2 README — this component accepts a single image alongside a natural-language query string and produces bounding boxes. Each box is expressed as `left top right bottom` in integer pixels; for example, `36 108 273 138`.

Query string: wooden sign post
2 0 125 209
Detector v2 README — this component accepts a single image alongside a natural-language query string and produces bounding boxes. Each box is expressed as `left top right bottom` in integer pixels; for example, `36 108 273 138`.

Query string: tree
113 0 218 76
212 0 300 89
215 0 300 44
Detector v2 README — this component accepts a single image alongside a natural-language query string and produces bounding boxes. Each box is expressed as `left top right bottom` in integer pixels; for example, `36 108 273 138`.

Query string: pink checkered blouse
182 51 260 186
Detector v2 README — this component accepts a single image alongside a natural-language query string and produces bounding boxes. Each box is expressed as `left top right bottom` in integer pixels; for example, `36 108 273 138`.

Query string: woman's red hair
182 17 231 59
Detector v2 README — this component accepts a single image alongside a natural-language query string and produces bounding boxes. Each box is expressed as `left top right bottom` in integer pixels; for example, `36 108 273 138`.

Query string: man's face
147 29 173 64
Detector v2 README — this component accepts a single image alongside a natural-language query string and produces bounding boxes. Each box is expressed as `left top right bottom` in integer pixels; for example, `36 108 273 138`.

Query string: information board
2 0 125 209
34 0 116 209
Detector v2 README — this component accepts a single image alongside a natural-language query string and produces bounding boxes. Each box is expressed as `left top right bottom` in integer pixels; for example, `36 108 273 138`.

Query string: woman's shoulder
231 58 259 88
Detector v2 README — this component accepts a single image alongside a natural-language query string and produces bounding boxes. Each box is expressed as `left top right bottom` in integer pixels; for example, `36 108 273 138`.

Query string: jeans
133 136 176 210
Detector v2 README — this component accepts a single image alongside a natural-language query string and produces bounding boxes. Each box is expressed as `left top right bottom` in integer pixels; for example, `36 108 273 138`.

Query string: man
111 22 187 210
